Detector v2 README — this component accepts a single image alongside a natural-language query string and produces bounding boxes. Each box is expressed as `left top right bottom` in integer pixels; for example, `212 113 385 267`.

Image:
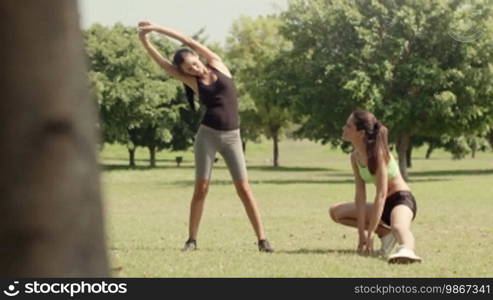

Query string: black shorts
381 191 417 226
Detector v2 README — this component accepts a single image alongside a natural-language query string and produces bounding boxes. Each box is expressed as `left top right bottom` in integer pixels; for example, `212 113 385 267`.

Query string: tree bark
128 147 136 167
425 144 434 159
273 132 280 167
396 134 410 181
149 146 156 167
406 145 413 168
0 1 108 276
242 139 247 154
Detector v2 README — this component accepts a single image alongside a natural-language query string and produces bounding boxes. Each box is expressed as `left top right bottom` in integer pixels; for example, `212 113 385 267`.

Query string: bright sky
78 0 288 45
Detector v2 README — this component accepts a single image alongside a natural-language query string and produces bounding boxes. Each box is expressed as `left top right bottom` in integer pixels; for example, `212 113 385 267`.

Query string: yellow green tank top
357 155 399 183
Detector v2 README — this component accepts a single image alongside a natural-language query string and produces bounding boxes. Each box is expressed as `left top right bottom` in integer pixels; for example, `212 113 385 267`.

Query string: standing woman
329 110 421 263
137 21 273 252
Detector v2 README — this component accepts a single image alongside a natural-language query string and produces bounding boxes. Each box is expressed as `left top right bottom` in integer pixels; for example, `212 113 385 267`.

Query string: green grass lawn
100 139 493 277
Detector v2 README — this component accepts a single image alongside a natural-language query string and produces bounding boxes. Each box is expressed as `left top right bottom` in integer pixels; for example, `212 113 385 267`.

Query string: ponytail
366 121 389 175
183 84 196 112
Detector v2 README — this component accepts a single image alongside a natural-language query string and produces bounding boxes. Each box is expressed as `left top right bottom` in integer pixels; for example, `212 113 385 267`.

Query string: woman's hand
137 20 157 36
363 233 374 255
138 20 156 29
357 233 367 255
138 20 152 27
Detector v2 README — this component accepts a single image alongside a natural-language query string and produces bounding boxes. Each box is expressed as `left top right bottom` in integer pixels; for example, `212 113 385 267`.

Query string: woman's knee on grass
329 203 343 223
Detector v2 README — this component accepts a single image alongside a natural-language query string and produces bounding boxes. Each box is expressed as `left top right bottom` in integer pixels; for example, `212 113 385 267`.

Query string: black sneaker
258 239 274 253
181 239 197 251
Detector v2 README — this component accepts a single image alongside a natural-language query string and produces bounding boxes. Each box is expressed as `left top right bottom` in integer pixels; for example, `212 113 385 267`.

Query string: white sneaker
388 246 422 264
374 233 397 257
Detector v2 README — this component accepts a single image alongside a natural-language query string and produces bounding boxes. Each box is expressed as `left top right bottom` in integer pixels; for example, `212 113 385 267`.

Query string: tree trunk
425 145 434 159
128 147 136 167
0 1 108 276
406 145 413 168
273 132 280 167
396 134 410 181
242 139 247 154
149 146 156 167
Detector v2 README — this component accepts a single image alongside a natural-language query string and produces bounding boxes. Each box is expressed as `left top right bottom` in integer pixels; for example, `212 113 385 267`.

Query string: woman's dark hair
173 48 196 112
351 109 390 175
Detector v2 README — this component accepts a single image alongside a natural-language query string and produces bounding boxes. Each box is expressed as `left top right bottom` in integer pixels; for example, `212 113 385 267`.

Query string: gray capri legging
194 125 247 181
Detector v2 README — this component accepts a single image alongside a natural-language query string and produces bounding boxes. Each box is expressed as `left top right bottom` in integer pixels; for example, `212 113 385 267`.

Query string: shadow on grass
165 177 450 186
278 248 386 262
109 246 226 253
100 157 181 163
409 169 493 177
278 248 358 255
101 163 489 183
101 163 340 173
248 166 338 172
166 179 356 186
101 164 195 171
406 178 451 183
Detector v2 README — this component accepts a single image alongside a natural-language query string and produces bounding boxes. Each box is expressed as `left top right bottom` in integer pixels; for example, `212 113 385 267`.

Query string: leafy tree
280 0 493 179
227 16 294 166
84 23 184 166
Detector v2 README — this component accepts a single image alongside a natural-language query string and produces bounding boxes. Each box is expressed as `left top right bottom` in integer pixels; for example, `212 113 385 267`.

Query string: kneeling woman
329 110 421 264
